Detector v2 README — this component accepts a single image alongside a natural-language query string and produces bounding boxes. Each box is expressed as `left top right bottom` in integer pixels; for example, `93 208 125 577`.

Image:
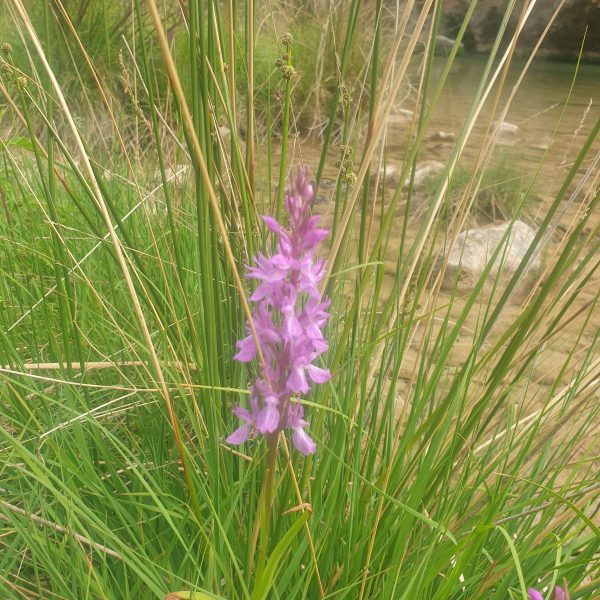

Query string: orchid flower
227 166 330 454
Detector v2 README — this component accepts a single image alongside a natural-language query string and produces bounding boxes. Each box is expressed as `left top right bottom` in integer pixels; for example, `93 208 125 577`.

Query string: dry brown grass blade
2 361 195 372
0 499 123 560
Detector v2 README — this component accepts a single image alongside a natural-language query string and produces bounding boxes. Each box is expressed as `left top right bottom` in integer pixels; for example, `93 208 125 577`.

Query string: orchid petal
292 427 316 455
226 425 250 445
307 364 331 384
256 405 280 434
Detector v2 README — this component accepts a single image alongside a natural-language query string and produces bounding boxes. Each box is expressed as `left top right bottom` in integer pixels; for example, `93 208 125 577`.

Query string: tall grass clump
1 0 599 598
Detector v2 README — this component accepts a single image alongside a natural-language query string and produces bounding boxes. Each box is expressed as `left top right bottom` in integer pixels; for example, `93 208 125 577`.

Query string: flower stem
248 434 279 577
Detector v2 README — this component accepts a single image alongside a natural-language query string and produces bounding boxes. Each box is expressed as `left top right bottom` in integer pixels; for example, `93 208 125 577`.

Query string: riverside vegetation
0 1 599 599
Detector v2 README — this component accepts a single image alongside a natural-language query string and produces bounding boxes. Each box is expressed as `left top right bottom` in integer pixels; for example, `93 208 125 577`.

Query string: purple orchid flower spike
528 589 544 600
227 166 330 455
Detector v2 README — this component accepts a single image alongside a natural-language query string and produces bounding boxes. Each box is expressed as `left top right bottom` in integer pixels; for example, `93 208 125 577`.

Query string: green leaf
6 137 35 151
496 525 528 600
250 512 310 600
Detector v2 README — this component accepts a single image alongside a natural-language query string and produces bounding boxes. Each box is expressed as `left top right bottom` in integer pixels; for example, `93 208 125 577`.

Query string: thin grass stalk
33 2 201 365
315 0 361 182
329 11 393 569
142 12 329 591
9 49 77 379
479 137 598 389
189 0 219 382
3 162 188 337
399 2 441 265
252 435 278 577
434 0 558 296
202 15 257 260
472 156 599 396
0 499 123 560
428 233 596 520
352 0 572 592
368 32 517 400
330 108 351 243
355 7 439 590
228 0 236 132
357 0 382 269
323 0 439 381
246 0 255 191
330 0 504 379
461 1 572 347
42 2 76 377
2 1 598 597
274 36 293 220
0 146 154 382
189 4 225 521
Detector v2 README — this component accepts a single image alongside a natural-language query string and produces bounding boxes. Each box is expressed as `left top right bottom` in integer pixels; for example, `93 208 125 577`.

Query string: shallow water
295 55 600 190
407 55 600 174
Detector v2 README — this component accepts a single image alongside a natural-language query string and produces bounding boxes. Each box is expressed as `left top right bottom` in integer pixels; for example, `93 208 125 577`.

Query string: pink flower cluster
227 166 330 455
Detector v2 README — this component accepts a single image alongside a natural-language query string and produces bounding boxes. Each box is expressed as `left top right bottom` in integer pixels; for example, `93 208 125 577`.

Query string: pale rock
496 121 519 146
498 121 519 134
443 220 541 290
530 137 551 151
429 131 456 143
373 163 402 187
410 160 445 187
